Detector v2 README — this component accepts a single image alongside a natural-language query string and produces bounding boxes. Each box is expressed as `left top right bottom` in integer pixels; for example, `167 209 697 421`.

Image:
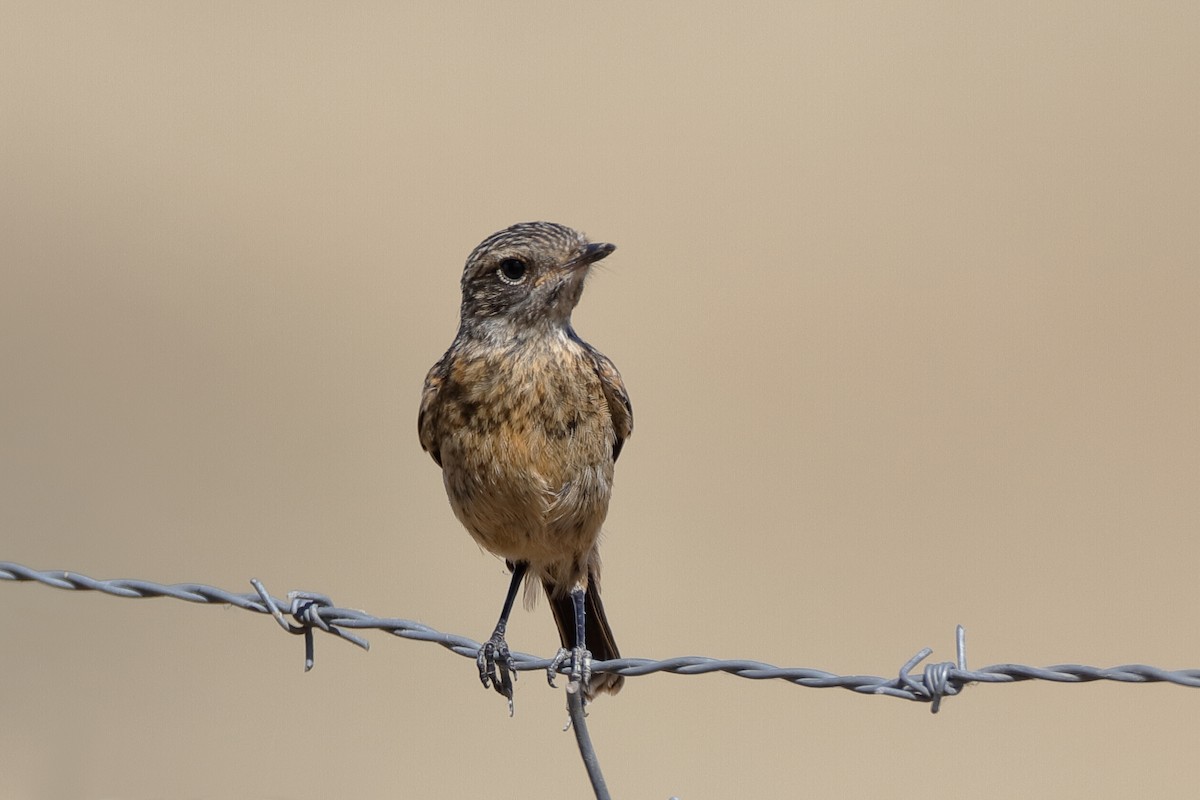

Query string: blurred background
2 2 1197 798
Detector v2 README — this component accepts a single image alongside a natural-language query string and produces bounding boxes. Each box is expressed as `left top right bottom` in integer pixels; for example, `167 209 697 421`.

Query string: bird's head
457 221 615 335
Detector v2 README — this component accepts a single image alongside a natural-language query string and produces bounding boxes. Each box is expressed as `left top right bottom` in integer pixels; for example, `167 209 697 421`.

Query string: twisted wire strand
4 561 1199 711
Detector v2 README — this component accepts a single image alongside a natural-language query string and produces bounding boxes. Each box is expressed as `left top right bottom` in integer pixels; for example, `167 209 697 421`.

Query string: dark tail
545 574 624 698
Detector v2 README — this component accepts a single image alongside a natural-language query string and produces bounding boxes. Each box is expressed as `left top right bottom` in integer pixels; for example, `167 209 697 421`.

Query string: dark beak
573 241 616 268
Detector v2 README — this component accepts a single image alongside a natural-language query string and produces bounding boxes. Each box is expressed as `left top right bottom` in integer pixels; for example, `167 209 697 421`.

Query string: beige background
2 2 1198 798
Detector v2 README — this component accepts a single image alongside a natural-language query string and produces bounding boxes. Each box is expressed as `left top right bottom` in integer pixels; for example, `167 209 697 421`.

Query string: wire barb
249 579 370 671
878 626 969 713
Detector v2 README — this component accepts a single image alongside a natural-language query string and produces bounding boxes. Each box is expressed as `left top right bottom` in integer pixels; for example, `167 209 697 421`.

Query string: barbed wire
4 560 1199 715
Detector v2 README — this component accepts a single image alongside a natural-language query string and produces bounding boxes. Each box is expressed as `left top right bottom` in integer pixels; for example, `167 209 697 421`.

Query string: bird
418 221 631 711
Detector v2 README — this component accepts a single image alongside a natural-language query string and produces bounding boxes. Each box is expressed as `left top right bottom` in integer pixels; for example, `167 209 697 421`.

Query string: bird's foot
477 630 518 715
547 645 592 694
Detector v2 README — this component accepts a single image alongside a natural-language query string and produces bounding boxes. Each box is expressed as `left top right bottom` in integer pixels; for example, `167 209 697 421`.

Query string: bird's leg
547 583 592 694
478 560 528 714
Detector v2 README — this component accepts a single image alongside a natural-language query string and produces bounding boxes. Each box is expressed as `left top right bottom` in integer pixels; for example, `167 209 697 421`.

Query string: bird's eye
496 258 528 285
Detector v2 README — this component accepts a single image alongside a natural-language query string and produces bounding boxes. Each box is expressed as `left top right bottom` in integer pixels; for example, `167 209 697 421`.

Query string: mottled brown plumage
419 222 631 705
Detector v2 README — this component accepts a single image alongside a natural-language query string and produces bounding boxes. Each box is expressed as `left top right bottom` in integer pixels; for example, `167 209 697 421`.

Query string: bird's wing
418 353 450 467
581 343 633 462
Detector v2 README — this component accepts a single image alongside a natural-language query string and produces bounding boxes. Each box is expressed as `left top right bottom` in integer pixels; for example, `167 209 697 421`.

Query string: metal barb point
251 578 294 633
889 634 966 713
926 625 970 713
249 579 369 672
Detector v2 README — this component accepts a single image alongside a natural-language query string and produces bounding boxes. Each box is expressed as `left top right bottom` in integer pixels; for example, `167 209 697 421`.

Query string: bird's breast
435 335 616 564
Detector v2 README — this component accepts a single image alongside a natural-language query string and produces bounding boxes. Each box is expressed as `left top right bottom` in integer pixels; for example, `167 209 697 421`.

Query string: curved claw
548 646 593 692
477 633 518 715
547 647 568 688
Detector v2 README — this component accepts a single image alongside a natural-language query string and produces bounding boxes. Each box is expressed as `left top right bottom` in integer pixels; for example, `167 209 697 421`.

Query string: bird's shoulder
417 349 452 466
570 331 633 461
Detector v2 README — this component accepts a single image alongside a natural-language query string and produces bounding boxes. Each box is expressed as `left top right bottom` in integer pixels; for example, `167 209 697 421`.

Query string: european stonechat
419 222 631 709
